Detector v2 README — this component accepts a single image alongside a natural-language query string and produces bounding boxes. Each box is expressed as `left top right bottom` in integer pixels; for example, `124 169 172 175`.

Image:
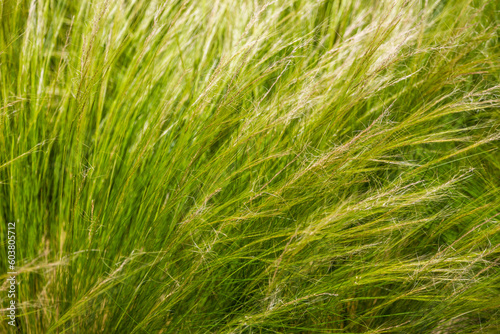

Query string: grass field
0 0 499 332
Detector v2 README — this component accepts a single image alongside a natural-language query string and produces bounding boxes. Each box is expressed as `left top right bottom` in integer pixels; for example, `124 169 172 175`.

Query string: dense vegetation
0 0 499 332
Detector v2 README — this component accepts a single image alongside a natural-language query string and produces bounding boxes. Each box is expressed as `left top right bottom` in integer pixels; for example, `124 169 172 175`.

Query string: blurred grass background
0 0 499 332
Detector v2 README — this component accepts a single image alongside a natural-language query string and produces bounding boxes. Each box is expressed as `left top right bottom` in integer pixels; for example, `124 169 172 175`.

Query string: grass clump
0 0 499 332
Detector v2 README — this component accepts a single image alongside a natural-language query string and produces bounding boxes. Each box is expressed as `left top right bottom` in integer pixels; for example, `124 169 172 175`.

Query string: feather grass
0 0 499 332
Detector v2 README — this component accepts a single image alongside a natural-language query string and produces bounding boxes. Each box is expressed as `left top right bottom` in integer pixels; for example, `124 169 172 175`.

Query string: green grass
0 0 499 332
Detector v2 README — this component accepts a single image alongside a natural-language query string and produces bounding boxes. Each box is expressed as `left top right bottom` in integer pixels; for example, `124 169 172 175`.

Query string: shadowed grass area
0 0 499 332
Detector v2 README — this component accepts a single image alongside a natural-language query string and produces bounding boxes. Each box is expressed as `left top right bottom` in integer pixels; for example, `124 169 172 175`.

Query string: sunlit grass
0 0 499 332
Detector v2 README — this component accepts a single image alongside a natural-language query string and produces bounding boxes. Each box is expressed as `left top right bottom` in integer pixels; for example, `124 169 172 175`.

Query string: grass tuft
0 0 499 332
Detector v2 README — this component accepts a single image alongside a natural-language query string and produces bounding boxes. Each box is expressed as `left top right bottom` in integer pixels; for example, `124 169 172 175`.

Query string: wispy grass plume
0 0 499 332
